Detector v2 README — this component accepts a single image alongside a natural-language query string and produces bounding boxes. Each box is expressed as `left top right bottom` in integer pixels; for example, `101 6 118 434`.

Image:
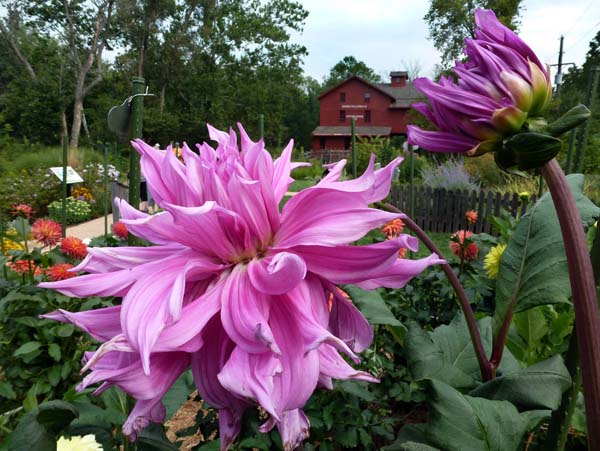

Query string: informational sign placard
49 166 84 184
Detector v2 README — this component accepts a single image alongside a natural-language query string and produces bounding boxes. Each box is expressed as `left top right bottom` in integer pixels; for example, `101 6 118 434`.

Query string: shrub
421 157 479 192
47 197 92 224
0 168 62 217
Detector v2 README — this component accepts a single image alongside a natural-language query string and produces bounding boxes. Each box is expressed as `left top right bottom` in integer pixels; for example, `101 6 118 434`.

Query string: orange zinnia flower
113 221 128 240
31 219 62 247
61 236 88 259
46 263 77 281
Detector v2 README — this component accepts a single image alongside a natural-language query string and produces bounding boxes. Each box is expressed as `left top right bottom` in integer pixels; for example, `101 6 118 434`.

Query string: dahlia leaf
493 174 600 338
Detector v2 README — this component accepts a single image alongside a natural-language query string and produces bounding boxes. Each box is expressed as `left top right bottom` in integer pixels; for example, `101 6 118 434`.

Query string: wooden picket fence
389 185 536 234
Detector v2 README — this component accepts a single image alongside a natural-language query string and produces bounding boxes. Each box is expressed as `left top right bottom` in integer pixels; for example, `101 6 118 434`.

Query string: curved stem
541 159 600 450
379 202 493 381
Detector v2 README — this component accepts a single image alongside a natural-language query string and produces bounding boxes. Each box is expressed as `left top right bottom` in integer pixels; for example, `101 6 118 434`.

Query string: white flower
57 434 103 451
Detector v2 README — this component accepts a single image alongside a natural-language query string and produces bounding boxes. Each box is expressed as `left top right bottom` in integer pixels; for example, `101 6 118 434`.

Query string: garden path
65 215 113 240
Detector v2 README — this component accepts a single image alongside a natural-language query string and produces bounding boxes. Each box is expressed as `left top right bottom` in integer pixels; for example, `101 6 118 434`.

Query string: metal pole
555 35 564 95
574 67 600 173
61 135 68 237
351 117 357 178
103 142 109 240
259 114 264 140
128 77 145 245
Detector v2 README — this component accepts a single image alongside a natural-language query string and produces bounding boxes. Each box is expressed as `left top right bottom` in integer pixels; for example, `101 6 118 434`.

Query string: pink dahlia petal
248 252 307 295
259 409 310 451
356 253 446 289
39 270 136 298
123 398 166 441
156 281 223 353
328 288 374 353
281 279 358 361
220 267 279 354
272 140 296 202
294 236 417 285
75 245 187 273
218 347 282 419
318 343 379 383
321 159 347 183
40 306 122 342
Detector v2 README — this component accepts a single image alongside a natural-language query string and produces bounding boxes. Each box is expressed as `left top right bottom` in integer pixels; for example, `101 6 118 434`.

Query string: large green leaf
9 401 78 451
137 424 179 451
343 285 403 326
405 315 520 391
162 369 194 420
493 174 600 337
470 355 571 411
392 380 529 451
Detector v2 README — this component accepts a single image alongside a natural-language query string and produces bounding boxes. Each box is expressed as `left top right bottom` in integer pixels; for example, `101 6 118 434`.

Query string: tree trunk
160 84 166 115
70 97 84 149
60 110 69 142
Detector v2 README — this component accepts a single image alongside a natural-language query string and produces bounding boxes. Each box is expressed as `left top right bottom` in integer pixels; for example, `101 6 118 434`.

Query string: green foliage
8 400 78 451
404 315 520 391
421 158 479 192
493 174 600 337
506 305 574 366
47 197 91 224
470 355 571 411
323 56 382 89
392 380 530 451
424 0 523 68
0 168 62 217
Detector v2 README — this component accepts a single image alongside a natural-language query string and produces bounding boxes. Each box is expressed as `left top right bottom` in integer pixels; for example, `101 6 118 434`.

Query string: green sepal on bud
545 104 591 137
496 132 562 172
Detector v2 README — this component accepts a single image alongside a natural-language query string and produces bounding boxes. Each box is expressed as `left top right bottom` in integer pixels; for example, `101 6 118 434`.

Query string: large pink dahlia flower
41 125 443 449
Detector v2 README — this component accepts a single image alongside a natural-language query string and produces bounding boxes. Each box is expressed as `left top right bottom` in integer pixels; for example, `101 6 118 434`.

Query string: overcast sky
291 0 600 83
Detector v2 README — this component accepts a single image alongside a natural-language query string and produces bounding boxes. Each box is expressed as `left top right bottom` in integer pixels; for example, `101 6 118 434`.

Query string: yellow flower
2 228 23 255
518 191 530 202
57 435 103 451
484 244 507 278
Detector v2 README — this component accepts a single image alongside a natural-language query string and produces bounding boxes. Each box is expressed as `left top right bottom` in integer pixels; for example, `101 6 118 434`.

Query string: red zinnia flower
7 259 42 275
449 230 479 261
61 236 88 259
46 263 77 281
113 221 128 240
31 219 62 247
11 204 33 219
466 210 478 224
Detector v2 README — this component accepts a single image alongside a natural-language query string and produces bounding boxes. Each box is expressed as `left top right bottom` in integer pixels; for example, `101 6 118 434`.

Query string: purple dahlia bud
408 8 552 157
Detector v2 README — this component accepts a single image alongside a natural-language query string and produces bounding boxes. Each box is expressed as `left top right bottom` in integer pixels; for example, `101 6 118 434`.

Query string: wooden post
351 118 357 178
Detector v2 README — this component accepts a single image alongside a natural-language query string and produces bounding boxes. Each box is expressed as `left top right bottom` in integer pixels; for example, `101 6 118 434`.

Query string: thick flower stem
380 203 493 381
541 158 600 450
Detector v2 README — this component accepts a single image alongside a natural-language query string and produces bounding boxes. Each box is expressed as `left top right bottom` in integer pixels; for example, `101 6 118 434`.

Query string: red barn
311 71 423 153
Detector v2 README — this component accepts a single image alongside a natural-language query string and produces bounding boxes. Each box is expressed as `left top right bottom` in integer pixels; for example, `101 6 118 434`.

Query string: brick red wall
317 78 410 142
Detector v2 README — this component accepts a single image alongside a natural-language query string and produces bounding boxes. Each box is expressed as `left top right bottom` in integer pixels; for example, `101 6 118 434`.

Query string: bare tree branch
0 19 37 79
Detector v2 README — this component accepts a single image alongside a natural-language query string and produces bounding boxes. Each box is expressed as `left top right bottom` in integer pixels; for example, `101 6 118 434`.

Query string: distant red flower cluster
449 230 479 261
11 204 33 219
465 210 478 225
7 259 42 276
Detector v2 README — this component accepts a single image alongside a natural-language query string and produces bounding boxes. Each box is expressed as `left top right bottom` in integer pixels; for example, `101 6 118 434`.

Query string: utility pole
555 35 565 95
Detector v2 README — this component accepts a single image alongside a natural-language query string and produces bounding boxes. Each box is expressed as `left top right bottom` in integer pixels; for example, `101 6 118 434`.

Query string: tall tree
323 56 382 89
19 0 116 148
424 0 523 67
